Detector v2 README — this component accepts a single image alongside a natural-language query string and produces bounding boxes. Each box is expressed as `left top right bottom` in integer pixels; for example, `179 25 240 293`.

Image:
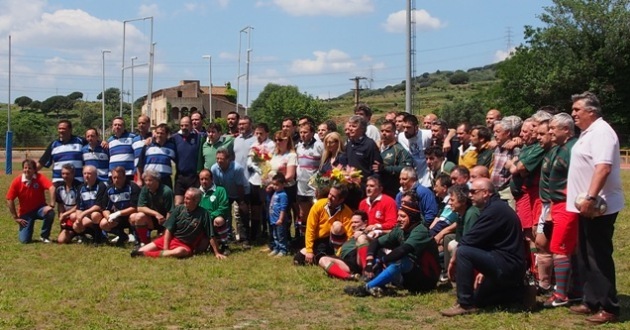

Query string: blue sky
0 0 553 107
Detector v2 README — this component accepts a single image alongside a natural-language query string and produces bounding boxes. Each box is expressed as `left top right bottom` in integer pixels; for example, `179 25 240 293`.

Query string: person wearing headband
344 201 440 297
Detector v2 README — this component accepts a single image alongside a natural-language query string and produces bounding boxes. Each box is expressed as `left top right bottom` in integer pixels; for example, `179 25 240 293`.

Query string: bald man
423 113 438 130
469 165 490 182
485 109 502 130
441 178 527 316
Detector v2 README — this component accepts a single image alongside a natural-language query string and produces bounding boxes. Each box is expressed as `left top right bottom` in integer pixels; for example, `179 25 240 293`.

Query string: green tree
29 100 41 110
41 95 74 117
439 96 488 128
14 96 32 109
448 71 470 85
0 111 54 147
497 0 630 134
249 84 327 132
67 91 84 100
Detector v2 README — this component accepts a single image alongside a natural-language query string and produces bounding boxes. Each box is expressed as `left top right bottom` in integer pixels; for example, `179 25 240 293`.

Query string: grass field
1 167 629 329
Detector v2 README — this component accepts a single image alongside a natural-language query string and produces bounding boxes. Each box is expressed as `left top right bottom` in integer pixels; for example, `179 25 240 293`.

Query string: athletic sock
357 244 368 269
215 224 230 244
325 262 351 280
553 255 570 297
135 226 150 245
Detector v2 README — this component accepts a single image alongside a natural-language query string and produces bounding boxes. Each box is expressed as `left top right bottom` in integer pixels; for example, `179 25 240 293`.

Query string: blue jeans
455 245 524 307
271 223 288 254
18 205 55 243
367 256 414 289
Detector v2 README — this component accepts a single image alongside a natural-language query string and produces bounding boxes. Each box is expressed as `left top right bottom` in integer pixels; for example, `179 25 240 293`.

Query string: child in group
268 173 289 257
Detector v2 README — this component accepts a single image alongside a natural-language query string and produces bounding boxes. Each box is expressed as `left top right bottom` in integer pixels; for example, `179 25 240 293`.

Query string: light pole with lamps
202 55 213 122
101 49 111 136
130 56 138 129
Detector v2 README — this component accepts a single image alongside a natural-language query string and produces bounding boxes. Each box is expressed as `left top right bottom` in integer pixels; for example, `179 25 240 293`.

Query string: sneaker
537 285 553 296
115 233 129 247
40 237 51 244
268 250 279 256
344 285 370 297
344 285 383 297
220 245 231 256
439 271 450 283
440 304 480 317
128 234 136 243
543 293 569 308
348 274 361 281
275 251 286 257
130 248 144 258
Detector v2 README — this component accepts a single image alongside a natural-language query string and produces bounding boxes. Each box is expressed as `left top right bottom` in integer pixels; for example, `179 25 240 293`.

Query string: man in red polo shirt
6 159 56 243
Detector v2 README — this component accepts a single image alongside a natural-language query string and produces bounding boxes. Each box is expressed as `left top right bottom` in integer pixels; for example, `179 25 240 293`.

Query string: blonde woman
319 132 347 174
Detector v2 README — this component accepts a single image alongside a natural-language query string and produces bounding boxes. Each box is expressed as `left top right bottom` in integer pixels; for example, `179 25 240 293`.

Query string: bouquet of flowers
309 165 362 193
248 145 273 182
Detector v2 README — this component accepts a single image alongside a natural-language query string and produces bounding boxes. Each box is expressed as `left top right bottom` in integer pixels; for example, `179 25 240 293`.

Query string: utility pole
349 76 367 107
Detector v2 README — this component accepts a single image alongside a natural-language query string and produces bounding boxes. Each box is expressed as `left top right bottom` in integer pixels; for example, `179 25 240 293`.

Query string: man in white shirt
566 91 623 324
397 114 432 187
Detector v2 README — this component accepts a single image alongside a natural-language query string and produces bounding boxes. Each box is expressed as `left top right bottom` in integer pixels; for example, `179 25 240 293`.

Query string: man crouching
130 188 226 259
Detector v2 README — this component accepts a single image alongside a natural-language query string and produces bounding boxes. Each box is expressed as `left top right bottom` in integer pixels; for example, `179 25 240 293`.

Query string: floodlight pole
6 35 12 174
102 49 111 136
122 16 153 124
130 56 138 129
202 55 213 122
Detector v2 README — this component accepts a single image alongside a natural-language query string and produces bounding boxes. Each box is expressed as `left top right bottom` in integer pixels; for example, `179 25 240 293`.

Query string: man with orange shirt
6 159 56 243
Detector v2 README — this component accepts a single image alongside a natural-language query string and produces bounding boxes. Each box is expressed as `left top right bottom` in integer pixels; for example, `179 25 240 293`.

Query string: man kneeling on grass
344 202 440 297
130 188 226 259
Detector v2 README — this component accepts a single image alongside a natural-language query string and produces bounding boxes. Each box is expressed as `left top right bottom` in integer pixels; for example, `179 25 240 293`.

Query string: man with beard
375 120 412 197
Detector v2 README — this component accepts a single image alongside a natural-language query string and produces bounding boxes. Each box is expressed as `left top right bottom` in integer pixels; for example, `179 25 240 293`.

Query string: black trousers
576 212 619 315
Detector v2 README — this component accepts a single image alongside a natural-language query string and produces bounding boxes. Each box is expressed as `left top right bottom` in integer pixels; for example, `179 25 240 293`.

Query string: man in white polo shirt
566 91 623 325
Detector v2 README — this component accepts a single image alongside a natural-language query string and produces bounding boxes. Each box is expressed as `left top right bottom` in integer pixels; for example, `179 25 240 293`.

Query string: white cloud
219 51 237 60
0 0 46 34
0 6 152 100
272 0 374 17
216 0 231 8
250 68 291 87
383 9 444 33
138 4 162 18
291 49 357 74
494 47 516 62
184 3 201 11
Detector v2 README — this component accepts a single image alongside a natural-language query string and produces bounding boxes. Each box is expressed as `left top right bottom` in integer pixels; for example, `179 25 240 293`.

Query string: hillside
322 65 499 119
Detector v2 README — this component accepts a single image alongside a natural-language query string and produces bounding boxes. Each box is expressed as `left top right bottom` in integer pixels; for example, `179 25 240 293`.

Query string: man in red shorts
131 188 227 259
542 113 580 307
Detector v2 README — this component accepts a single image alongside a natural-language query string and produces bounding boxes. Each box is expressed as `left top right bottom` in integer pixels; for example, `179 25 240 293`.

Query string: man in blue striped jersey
38 120 85 183
107 117 136 182
82 128 109 184
138 123 177 189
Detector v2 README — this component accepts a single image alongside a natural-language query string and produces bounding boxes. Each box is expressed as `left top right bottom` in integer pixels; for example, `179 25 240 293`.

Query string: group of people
5 91 623 324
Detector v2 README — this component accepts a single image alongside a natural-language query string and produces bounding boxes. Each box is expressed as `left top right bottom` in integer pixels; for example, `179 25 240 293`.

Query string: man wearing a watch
566 92 624 324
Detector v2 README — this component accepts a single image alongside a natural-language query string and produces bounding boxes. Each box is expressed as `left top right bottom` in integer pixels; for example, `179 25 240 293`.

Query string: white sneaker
268 250 279 256
128 234 136 243
40 237 51 243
